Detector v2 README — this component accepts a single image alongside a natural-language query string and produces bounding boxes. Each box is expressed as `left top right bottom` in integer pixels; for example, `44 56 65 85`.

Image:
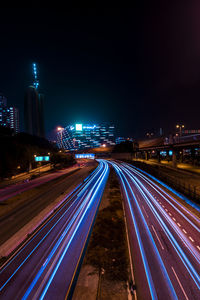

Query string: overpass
134 134 200 167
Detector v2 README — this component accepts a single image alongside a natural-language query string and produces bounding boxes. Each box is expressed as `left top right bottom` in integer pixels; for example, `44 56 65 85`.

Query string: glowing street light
176 124 185 136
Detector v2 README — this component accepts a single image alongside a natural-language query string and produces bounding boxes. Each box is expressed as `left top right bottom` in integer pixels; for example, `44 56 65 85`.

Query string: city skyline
0 6 199 299
0 5 200 139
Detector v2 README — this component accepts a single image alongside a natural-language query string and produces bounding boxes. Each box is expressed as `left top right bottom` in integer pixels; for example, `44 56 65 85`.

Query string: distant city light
83 125 96 130
75 153 95 159
32 62 39 89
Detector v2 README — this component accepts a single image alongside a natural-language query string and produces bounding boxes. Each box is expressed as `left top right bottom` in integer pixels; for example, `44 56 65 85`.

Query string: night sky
1 4 200 139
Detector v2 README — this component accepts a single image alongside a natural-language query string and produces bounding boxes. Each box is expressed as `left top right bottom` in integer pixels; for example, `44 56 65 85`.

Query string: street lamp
176 124 185 136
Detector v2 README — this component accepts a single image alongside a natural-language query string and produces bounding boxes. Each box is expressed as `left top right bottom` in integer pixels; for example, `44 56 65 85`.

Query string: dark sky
1 4 200 139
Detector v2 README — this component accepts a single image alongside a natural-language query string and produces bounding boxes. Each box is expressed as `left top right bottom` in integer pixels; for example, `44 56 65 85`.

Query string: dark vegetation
85 170 129 281
0 126 75 179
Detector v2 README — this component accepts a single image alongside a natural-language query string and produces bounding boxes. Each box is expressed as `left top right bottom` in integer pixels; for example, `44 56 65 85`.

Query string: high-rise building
0 93 19 133
24 63 45 137
10 106 19 133
0 94 9 128
57 123 115 150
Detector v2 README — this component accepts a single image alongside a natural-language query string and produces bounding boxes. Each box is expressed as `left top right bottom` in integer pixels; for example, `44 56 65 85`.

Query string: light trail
122 162 200 226
123 162 200 212
0 161 109 300
120 164 200 264
0 163 103 290
22 161 109 299
109 160 200 300
110 161 178 300
118 163 200 287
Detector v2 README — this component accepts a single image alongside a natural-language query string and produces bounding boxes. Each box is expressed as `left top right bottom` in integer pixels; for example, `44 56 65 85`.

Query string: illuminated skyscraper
24 63 45 137
57 123 115 150
0 93 19 133
9 106 19 133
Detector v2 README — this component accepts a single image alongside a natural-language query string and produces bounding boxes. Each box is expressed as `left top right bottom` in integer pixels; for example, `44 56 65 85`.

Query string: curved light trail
0 160 109 300
109 160 200 300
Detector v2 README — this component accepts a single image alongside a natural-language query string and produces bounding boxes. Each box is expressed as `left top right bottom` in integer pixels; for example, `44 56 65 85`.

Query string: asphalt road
0 164 97 246
0 165 81 202
109 160 200 300
0 160 109 300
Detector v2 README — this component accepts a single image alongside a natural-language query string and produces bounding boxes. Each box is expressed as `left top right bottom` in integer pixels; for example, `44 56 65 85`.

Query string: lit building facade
10 107 19 133
57 123 115 150
0 94 19 133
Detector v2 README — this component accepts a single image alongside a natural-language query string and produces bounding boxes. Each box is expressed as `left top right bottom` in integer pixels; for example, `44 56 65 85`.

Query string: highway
0 160 109 300
109 160 200 300
0 165 96 246
0 165 81 202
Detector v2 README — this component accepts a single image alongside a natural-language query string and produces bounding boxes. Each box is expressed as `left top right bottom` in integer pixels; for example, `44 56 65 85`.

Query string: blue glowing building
57 123 115 150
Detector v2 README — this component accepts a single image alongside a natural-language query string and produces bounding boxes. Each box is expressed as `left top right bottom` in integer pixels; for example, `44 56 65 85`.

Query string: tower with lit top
24 63 45 137
32 63 39 89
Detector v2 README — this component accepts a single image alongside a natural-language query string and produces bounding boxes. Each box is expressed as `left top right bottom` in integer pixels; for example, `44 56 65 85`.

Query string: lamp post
176 124 185 136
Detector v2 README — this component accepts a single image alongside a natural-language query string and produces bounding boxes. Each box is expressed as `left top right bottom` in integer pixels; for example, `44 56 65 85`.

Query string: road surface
0 165 81 202
0 165 97 246
109 160 200 300
0 160 109 299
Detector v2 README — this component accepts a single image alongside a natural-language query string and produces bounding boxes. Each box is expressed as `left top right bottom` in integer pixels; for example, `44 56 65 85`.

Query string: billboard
75 153 95 159
34 156 50 162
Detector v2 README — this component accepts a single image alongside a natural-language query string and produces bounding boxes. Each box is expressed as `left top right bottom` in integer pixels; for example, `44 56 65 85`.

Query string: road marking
43 259 48 267
197 246 200 251
177 223 181 227
151 225 164 250
142 205 149 218
169 213 172 216
182 229 187 234
171 267 189 300
189 236 194 243
172 217 176 221
165 209 168 212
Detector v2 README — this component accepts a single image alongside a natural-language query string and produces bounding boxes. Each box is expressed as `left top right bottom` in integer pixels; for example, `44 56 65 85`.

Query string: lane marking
171 267 189 300
151 225 164 250
169 213 172 216
197 246 200 251
142 205 149 218
189 237 194 243
177 223 181 227
182 229 187 234
165 209 168 212
172 217 176 222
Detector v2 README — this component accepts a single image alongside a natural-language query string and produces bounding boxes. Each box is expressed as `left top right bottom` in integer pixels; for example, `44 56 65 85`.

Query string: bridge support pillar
172 151 177 168
191 148 196 165
157 150 161 163
145 151 149 160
